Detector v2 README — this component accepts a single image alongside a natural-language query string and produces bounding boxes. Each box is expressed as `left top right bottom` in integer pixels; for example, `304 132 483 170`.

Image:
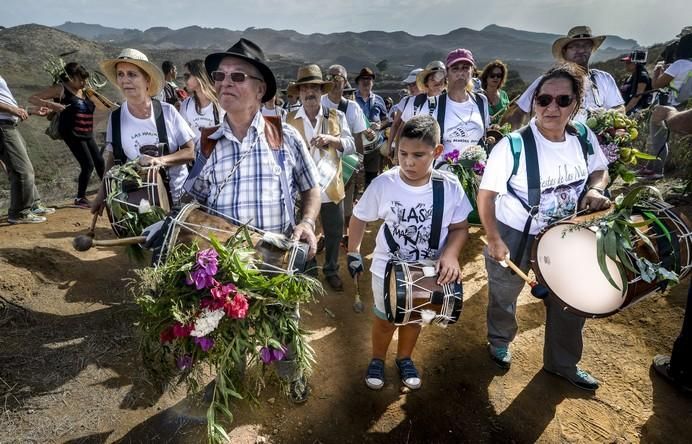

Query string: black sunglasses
488 72 503 79
535 94 575 108
210 71 263 83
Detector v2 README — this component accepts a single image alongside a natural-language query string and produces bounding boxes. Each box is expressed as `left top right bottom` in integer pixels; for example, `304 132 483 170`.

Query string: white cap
402 68 423 84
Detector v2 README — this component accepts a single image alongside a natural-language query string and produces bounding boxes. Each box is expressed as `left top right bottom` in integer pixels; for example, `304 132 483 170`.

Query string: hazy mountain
481 25 638 50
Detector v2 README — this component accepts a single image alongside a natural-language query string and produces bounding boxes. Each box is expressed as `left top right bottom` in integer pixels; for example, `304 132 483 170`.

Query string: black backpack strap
110 107 126 165
506 125 540 264
337 98 349 114
413 93 428 115
152 99 170 155
469 92 488 135
436 92 447 144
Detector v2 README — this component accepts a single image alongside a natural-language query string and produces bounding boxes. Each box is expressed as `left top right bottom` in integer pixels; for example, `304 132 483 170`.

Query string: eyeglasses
489 72 503 79
210 71 263 83
535 94 575 108
325 74 345 81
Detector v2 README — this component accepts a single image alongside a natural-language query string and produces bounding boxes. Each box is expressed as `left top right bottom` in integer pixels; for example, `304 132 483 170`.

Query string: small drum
362 129 385 155
383 260 463 326
341 153 362 186
532 201 691 318
104 162 171 238
156 203 309 275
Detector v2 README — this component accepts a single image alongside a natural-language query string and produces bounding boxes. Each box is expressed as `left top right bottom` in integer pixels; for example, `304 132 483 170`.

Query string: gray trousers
0 122 40 218
485 221 585 375
311 200 343 277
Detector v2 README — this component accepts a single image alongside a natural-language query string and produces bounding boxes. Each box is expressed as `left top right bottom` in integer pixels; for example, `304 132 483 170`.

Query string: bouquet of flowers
133 233 322 443
444 145 487 224
585 110 656 185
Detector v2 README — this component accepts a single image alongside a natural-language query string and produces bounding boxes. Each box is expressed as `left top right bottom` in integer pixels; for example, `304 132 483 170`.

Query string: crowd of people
1 24 691 403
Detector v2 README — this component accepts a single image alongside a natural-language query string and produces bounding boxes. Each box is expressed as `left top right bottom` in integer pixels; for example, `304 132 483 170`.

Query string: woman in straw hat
91 48 195 214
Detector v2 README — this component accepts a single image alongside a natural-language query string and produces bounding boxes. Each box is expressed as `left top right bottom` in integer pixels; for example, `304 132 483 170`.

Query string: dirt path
0 205 690 444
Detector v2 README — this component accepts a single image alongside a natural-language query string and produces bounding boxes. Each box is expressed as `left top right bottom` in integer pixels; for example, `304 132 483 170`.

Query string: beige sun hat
100 48 165 96
287 64 333 96
416 60 446 92
551 26 607 61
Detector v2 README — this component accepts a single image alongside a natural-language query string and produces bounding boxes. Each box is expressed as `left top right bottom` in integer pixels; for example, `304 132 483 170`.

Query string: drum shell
383 261 463 326
531 205 691 318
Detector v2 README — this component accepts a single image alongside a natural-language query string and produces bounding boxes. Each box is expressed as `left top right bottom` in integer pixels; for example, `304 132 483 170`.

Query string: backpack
504 121 594 262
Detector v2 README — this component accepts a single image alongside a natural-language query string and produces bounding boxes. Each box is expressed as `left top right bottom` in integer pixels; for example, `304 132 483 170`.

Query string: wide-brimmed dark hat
205 38 276 102
355 67 376 83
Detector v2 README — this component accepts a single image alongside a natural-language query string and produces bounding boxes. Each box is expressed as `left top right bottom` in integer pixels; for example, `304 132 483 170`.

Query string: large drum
383 260 463 326
156 203 309 275
532 201 691 318
104 162 170 238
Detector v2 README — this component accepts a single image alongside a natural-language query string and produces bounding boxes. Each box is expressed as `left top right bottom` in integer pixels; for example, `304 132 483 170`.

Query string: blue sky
2 0 688 46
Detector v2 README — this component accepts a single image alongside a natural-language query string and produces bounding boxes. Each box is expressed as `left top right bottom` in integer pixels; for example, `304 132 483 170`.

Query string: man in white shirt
286 64 355 291
507 26 625 128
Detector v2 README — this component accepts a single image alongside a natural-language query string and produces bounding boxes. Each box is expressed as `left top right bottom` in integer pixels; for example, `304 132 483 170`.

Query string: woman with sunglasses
179 59 223 146
480 60 510 124
29 62 105 208
90 48 195 214
478 63 611 392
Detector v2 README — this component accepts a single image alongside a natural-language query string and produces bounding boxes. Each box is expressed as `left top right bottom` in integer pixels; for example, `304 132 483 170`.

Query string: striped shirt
187 111 319 234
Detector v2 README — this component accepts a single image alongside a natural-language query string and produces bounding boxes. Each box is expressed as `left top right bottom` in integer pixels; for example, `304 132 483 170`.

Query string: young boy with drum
347 115 472 390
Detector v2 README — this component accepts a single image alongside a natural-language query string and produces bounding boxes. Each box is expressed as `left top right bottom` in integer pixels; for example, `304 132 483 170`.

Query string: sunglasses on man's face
325 74 344 81
210 71 263 83
535 94 575 108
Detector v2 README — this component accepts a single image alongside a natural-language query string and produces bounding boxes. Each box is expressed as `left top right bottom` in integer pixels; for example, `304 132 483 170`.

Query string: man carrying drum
185 38 321 403
354 67 390 187
285 64 355 291
478 64 611 391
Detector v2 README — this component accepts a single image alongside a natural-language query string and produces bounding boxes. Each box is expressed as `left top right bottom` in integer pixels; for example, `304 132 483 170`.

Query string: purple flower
186 269 217 290
176 355 193 370
259 345 287 364
444 149 460 163
472 161 485 175
194 336 215 352
602 143 620 164
196 248 219 276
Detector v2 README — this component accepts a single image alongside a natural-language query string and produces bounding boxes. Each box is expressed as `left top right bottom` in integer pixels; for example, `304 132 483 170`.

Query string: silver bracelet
300 217 316 230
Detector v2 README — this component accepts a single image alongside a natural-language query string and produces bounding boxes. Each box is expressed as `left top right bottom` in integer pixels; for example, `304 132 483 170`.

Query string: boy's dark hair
59 62 89 84
400 114 440 148
162 60 175 75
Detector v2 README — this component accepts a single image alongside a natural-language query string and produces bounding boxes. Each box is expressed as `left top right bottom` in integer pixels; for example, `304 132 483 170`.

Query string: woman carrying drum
29 62 105 208
91 48 195 214
477 63 611 391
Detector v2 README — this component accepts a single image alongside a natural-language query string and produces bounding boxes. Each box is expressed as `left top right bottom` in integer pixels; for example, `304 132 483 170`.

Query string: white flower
459 145 487 162
191 308 225 337
138 199 152 214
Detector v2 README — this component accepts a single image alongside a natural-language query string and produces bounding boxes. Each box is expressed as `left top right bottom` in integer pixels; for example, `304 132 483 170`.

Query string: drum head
383 261 402 323
534 224 625 316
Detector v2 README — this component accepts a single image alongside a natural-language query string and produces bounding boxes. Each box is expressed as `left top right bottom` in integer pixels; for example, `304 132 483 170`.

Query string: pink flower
225 293 249 319
210 283 237 301
472 161 485 175
172 322 193 338
200 297 224 311
159 326 175 343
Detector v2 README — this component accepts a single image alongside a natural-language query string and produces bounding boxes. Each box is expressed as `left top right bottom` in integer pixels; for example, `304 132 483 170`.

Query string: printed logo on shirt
538 163 588 224
389 201 435 261
130 130 159 149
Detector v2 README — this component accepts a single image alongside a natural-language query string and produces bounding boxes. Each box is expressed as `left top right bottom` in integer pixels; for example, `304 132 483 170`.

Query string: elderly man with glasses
507 26 624 129
184 39 321 403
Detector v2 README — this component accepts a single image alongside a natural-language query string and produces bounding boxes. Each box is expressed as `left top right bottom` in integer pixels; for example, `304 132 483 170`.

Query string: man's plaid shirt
187 111 319 234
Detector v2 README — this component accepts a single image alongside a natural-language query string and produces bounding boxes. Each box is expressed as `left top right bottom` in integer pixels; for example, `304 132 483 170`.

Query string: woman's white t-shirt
479 118 608 235
353 167 473 278
105 100 195 202
180 96 223 143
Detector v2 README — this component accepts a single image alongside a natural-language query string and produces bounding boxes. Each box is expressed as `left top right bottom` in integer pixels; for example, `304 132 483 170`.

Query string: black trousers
670 280 692 384
63 132 104 198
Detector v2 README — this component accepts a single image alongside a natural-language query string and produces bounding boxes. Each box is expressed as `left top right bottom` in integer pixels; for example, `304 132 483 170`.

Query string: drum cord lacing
398 264 461 326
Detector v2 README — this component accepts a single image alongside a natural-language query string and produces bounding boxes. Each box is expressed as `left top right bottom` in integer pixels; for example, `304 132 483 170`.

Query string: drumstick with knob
353 275 364 313
73 235 147 252
479 236 550 300
86 212 99 238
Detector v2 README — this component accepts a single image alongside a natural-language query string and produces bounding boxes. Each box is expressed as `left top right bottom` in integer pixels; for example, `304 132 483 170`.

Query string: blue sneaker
488 344 512 369
395 357 421 390
543 367 600 391
365 358 385 390
31 204 55 216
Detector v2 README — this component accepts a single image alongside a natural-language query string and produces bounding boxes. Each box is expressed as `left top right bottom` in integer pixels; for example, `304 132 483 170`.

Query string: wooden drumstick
87 212 99 238
353 275 364 313
479 236 549 299
73 235 147 252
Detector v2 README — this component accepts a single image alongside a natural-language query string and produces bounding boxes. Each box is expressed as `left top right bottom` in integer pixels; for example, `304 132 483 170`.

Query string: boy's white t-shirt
479 118 608 234
179 97 223 143
105 101 195 202
353 167 473 278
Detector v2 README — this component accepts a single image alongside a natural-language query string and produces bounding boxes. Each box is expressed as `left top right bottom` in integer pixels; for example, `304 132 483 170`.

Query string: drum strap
383 173 444 255
337 98 349 114
111 99 170 165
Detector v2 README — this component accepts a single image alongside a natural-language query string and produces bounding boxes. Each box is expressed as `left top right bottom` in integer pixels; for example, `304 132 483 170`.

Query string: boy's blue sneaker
395 357 421 390
543 367 600 392
488 344 512 369
365 358 385 390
